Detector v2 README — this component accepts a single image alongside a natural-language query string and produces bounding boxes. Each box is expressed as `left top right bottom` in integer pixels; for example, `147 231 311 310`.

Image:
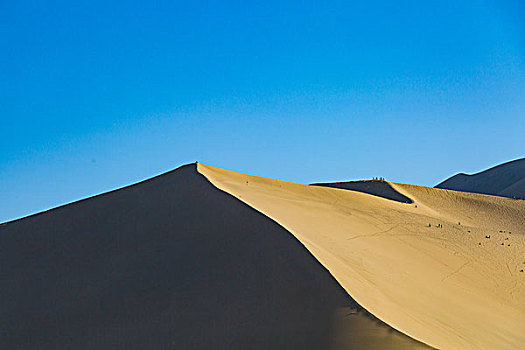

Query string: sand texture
199 164 525 350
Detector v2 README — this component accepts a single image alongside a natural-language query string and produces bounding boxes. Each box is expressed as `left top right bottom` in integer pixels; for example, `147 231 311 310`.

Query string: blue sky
1 0 524 222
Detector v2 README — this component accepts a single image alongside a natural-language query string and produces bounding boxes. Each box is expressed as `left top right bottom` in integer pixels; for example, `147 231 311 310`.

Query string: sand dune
198 164 525 350
436 157 525 199
311 179 413 203
0 164 428 349
3 162 523 349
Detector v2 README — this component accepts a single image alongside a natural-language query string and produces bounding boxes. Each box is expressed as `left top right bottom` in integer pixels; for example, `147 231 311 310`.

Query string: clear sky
1 0 525 222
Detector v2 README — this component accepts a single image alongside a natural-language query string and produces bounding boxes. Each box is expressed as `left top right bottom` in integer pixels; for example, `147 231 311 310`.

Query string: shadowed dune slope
199 164 525 350
436 158 525 199
0 164 429 349
311 180 413 203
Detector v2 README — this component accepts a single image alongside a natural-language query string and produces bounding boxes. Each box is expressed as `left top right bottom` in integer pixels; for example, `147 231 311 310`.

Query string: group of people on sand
372 177 385 181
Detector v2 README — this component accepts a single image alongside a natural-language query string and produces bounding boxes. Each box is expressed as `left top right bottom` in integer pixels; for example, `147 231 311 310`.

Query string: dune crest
198 164 525 350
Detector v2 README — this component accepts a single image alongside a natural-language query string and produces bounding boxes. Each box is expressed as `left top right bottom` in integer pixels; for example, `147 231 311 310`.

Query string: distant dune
436 158 525 199
311 180 413 203
2 163 524 349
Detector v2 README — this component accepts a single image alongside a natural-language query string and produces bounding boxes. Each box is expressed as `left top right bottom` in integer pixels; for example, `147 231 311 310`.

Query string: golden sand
198 164 525 350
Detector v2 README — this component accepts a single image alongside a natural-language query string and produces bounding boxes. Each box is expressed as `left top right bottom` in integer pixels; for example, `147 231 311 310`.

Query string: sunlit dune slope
198 164 525 350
